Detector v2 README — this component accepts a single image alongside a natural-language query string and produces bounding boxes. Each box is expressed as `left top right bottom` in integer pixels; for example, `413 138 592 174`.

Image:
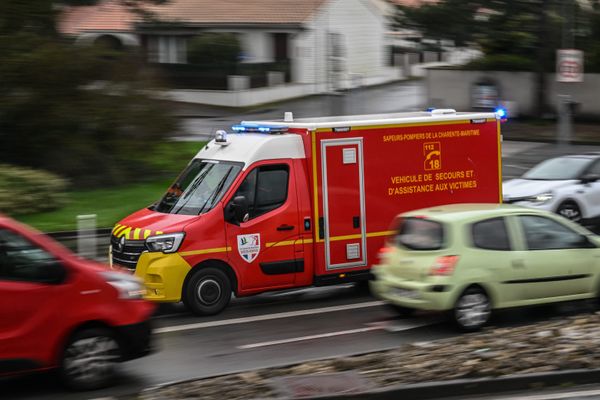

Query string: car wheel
387 304 415 318
453 287 491 331
557 201 582 223
59 327 120 390
184 267 231 316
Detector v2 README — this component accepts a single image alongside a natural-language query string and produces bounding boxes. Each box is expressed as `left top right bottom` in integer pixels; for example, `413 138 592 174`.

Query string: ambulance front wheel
184 267 232 316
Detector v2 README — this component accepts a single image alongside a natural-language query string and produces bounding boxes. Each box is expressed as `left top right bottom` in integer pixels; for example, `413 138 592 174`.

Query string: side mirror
227 196 249 225
580 174 600 184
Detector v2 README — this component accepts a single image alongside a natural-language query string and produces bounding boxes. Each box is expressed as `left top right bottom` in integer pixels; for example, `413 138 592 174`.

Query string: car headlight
101 271 146 299
145 232 185 253
525 192 553 204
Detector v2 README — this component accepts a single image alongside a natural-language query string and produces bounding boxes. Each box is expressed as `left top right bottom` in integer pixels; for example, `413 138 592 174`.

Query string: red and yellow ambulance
110 109 504 315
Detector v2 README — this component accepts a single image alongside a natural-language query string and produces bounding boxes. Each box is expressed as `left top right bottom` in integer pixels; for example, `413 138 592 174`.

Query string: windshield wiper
197 167 233 215
172 164 214 214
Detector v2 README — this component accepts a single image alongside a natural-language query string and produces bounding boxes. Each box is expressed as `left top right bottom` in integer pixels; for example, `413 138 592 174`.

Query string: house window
147 36 187 64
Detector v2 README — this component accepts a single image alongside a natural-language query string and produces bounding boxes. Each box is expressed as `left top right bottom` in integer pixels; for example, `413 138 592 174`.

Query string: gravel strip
139 311 600 400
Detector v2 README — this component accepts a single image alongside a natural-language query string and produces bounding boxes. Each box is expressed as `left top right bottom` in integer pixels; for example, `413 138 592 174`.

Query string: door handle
512 260 525 269
277 224 294 231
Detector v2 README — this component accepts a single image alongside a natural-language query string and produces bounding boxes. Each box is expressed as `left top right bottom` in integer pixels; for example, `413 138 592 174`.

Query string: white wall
291 0 396 90
427 68 600 116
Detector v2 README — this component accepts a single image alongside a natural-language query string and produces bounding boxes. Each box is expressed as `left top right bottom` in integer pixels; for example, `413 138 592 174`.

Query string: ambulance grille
111 235 146 271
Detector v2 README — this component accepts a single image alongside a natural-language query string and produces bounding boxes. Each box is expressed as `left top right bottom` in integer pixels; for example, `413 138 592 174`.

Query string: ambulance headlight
526 192 553 204
146 233 185 253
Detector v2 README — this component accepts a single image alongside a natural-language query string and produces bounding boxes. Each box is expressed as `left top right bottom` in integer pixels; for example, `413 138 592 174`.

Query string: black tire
184 267 232 316
59 327 120 391
453 286 491 332
387 303 416 318
557 201 582 223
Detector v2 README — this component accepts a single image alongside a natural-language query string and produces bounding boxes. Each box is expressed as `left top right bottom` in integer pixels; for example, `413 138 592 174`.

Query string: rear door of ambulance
314 133 368 275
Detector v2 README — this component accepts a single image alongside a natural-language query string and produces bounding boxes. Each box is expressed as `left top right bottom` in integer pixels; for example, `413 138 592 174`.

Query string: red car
0 215 155 390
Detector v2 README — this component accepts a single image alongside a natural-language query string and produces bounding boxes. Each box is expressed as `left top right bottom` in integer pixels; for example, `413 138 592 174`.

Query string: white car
503 154 600 225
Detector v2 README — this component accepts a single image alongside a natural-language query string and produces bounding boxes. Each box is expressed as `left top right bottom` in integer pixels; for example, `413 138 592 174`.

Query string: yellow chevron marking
113 225 127 236
179 247 231 256
118 227 131 239
144 230 151 239
111 224 121 234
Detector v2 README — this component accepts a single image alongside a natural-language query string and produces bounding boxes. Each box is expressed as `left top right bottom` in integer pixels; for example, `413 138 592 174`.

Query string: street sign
557 49 584 82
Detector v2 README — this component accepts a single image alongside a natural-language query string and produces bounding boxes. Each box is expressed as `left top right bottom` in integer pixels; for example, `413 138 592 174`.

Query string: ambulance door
321 139 367 270
225 161 302 290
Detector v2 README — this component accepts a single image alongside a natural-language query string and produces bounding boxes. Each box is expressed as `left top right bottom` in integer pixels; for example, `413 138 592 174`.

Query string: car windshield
523 157 592 180
152 159 242 215
394 217 445 250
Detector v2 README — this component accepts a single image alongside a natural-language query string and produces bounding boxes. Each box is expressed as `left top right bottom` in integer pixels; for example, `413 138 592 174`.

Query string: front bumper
115 320 154 361
135 252 192 302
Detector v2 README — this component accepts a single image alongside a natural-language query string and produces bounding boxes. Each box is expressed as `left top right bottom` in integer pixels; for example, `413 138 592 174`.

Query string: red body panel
0 216 154 373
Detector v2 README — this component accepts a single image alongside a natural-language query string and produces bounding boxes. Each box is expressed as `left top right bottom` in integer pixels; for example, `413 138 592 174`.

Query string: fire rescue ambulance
110 109 504 315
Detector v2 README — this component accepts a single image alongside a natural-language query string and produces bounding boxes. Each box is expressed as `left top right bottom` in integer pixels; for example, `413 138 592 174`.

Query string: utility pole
534 0 550 118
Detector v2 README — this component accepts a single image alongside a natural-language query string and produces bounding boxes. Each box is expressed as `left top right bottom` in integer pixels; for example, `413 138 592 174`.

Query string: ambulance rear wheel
185 267 231 316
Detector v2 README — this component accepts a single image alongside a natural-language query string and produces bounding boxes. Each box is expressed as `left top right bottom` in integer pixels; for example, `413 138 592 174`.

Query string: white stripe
154 301 384 334
237 327 382 349
488 389 600 400
237 321 430 349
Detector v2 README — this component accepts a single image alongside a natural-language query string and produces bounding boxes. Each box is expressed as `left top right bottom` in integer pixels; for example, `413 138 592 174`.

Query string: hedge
0 164 68 215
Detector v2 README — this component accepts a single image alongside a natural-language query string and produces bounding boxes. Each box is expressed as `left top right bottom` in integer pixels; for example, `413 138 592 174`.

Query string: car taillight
377 246 393 261
429 255 459 276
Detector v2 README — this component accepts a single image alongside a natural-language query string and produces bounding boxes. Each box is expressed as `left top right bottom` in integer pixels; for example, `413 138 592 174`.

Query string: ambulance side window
235 164 289 219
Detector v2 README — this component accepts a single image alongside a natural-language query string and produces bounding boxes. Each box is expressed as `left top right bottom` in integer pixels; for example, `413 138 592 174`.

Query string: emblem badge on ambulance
237 234 261 263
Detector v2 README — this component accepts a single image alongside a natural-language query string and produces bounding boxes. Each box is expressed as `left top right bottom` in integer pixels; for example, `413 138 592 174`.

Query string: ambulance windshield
152 159 242 215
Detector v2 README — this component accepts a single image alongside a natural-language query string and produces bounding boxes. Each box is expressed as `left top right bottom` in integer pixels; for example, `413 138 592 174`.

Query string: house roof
59 0 329 35
58 1 138 34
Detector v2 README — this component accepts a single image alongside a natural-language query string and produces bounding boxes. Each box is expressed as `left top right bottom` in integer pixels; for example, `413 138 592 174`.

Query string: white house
59 0 400 100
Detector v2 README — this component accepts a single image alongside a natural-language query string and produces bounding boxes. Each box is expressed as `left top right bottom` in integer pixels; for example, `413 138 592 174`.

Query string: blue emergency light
495 107 508 121
231 124 288 134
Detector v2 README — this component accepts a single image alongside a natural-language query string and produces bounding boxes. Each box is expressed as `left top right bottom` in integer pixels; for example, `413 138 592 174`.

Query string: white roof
243 110 499 130
195 133 305 169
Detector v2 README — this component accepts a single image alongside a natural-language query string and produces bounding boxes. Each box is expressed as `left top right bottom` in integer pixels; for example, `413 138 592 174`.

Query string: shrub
464 54 535 72
0 164 68 215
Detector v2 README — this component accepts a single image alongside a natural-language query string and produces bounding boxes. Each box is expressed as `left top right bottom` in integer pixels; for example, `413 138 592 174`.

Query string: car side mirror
226 196 249 225
580 173 600 184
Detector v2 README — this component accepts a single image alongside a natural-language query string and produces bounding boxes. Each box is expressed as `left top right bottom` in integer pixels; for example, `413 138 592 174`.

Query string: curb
132 367 600 400
314 369 600 400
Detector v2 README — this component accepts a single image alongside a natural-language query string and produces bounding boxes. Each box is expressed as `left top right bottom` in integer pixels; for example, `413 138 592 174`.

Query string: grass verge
12 141 205 232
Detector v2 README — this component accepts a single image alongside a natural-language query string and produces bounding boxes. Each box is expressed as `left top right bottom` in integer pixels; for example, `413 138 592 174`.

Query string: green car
370 203 600 331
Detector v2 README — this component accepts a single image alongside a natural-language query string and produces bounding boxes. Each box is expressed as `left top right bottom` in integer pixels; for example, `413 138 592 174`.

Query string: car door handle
277 224 294 231
512 260 525 269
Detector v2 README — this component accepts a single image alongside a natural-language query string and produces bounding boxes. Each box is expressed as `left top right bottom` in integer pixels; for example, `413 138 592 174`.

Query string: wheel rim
197 278 222 306
63 336 119 385
455 293 490 328
559 204 581 222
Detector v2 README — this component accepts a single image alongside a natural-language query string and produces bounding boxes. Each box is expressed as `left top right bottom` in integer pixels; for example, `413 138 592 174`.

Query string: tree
187 33 242 65
0 0 176 186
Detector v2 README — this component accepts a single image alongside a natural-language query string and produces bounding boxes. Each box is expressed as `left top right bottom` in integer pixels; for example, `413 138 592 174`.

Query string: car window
587 160 600 175
232 164 289 220
0 228 64 284
471 217 511 251
518 216 589 250
395 218 444 250
522 157 591 180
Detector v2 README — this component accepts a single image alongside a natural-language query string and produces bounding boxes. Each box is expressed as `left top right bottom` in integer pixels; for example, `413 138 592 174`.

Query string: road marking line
237 321 430 349
237 327 382 349
154 301 384 334
490 389 600 400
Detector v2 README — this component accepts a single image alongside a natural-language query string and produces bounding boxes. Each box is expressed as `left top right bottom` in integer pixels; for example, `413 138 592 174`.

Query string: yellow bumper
135 252 192 302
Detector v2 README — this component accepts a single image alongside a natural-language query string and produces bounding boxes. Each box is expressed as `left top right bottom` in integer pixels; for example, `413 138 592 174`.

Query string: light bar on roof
231 123 288 134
